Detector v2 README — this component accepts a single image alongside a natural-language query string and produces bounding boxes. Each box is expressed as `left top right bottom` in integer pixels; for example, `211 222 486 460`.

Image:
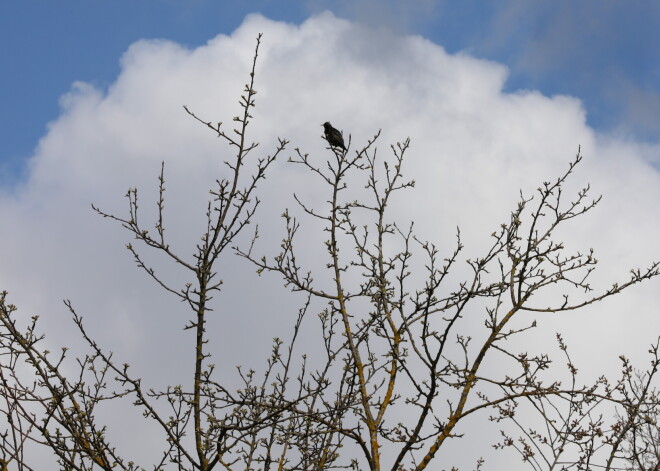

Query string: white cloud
1 12 658 469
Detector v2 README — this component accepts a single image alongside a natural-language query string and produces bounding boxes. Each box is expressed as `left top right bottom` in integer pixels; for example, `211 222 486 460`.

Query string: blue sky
1 1 659 184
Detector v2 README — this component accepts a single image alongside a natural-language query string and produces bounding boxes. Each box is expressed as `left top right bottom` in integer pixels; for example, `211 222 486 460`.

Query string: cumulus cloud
1 12 658 468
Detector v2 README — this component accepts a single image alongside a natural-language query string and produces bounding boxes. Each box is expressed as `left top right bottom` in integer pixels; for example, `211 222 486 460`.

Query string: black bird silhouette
322 122 346 150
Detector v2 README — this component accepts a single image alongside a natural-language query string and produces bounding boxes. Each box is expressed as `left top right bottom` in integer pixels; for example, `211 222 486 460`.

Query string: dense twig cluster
0 35 658 471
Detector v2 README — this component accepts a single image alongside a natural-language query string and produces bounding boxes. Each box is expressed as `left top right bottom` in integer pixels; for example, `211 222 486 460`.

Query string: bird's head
322 122 332 129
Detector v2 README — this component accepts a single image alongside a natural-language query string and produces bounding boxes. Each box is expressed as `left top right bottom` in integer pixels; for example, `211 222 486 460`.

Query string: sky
0 1 659 469
2 1 660 185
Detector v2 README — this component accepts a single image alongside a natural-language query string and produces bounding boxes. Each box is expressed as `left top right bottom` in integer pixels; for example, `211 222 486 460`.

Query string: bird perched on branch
322 122 346 150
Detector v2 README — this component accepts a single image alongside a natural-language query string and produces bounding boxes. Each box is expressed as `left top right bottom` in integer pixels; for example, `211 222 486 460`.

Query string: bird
322 122 346 150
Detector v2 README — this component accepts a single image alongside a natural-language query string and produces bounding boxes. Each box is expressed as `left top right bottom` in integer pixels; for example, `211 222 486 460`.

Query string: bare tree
238 126 659 470
492 337 660 471
0 35 658 471
612 357 659 471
